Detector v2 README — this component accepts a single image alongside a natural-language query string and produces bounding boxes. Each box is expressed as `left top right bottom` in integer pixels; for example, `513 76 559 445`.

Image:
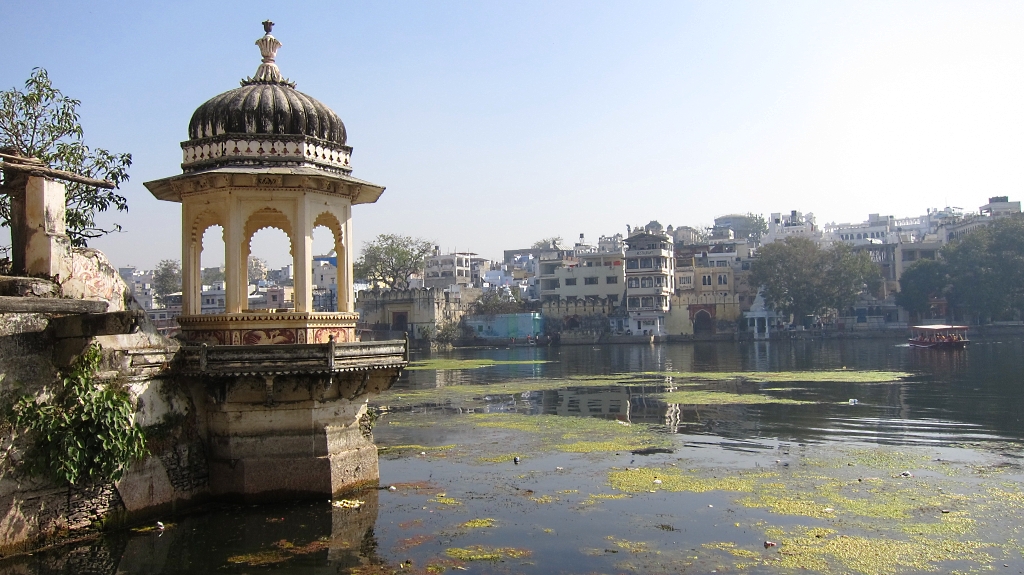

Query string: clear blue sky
5 1 1024 269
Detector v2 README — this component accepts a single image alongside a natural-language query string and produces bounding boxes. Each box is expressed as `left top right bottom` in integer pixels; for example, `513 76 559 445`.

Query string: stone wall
0 281 211 555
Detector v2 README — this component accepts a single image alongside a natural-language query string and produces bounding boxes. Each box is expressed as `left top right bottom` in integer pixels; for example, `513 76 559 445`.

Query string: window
716 260 727 267
627 297 640 309
271 294 278 302
640 258 653 268
565 278 577 286
641 296 654 308
718 274 728 285
702 275 712 286
584 277 599 285
606 276 618 284
626 258 639 269
585 295 599 304
655 276 665 287
608 294 619 303
627 277 640 288
679 276 692 285
658 296 667 307
641 277 654 288
586 261 594 267
741 262 750 270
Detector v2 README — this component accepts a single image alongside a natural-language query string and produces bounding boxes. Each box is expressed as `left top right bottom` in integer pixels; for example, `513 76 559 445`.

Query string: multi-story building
623 229 674 335
424 249 477 289
312 255 339 311
118 266 156 309
546 248 624 307
200 282 226 314
762 210 826 246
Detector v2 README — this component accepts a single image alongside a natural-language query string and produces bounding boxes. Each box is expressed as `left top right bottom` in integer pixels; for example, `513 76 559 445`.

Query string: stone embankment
0 262 211 556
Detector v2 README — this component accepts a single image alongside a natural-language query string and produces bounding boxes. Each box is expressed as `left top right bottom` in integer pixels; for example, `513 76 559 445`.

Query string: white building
623 229 675 336
762 210 827 246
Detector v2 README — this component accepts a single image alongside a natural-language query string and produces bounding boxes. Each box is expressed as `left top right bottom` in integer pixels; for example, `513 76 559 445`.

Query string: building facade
623 230 674 335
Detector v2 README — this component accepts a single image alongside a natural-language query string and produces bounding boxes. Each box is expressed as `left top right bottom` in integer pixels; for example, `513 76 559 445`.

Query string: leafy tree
746 212 768 242
355 234 433 289
152 259 181 305
472 287 524 316
247 256 267 283
821 242 882 313
201 266 224 286
531 237 563 250
750 237 879 322
942 215 1024 322
434 321 460 344
0 68 131 247
896 259 948 320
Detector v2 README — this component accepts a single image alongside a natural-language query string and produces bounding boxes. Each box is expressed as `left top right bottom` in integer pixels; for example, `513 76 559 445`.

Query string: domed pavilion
145 21 383 345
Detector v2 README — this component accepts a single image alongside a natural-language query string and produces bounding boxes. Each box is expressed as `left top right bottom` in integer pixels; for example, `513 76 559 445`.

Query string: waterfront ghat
3 337 1024 574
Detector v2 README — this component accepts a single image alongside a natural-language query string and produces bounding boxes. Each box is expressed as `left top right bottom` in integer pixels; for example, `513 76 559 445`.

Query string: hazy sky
4 1 1024 269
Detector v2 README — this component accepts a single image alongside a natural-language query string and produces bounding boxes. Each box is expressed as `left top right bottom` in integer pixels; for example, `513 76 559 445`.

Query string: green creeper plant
9 344 147 485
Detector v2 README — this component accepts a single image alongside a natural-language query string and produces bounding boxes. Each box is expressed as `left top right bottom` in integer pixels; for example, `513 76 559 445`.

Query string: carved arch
243 207 294 257
312 210 344 247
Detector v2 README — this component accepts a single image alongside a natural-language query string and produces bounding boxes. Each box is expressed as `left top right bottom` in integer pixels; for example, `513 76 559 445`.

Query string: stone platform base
177 311 358 345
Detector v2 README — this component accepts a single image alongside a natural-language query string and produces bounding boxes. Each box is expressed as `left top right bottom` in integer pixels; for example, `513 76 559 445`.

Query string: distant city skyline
5 0 1024 269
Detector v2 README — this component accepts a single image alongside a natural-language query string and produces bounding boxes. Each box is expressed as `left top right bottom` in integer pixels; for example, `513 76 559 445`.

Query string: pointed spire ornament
242 20 295 87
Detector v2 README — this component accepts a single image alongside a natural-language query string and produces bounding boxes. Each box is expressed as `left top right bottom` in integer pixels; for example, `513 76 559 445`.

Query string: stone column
341 212 354 312
335 234 347 313
293 198 313 313
224 206 243 314
181 206 197 315
22 177 72 279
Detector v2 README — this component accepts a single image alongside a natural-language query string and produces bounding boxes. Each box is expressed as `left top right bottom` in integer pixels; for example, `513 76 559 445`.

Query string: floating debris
332 499 364 509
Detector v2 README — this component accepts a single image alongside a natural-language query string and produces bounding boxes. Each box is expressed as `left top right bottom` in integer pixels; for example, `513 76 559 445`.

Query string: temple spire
242 20 295 87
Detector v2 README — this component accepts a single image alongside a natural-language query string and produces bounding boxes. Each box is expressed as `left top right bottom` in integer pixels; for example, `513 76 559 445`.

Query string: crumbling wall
0 295 209 555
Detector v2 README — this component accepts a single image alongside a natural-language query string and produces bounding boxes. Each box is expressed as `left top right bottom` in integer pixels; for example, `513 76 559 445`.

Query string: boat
908 325 970 349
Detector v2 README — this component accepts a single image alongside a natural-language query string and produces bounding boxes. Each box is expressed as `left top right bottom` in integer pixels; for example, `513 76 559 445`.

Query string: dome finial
242 20 295 87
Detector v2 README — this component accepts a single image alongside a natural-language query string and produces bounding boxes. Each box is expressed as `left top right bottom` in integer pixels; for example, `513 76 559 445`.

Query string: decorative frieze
181 135 353 174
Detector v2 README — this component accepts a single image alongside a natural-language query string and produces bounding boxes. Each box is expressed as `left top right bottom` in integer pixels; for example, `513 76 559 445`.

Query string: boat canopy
911 325 969 331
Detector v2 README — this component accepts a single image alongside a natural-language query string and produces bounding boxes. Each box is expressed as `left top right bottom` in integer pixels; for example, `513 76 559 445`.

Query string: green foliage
942 215 1024 321
746 212 768 241
8 345 147 485
0 68 131 246
896 259 948 319
201 266 224 285
531 237 563 249
152 259 181 305
751 237 880 321
472 288 524 316
434 321 460 344
354 234 433 289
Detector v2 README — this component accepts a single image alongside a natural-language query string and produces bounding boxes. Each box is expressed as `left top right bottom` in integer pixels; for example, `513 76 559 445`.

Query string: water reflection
5 336 1024 574
396 336 1024 445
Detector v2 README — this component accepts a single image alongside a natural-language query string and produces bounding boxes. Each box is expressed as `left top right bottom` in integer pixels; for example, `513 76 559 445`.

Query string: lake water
6 337 1024 574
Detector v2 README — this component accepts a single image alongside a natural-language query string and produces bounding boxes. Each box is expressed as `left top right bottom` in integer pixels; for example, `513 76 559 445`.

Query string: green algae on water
378 444 456 454
646 369 912 384
445 545 532 561
458 518 497 529
609 466 775 494
657 389 815 405
466 413 670 454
